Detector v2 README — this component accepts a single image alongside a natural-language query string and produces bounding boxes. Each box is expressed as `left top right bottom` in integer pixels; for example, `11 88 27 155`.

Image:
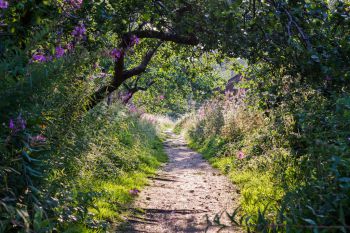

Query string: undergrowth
178 89 350 232
51 104 167 232
0 48 167 232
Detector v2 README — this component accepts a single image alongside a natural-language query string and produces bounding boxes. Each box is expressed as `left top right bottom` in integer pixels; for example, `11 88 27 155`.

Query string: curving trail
119 131 241 233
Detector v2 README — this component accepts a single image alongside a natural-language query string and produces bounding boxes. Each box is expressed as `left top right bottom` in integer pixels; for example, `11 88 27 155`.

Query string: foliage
131 48 224 117
1 93 167 232
0 34 167 232
179 79 350 232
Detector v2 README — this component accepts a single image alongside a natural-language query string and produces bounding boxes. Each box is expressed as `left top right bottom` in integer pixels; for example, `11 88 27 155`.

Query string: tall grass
178 90 350 232
47 103 167 232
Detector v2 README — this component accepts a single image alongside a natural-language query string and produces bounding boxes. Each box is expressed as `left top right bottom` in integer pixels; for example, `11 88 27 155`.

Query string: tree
86 30 199 109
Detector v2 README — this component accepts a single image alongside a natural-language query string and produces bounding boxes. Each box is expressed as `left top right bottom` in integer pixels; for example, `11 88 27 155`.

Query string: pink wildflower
0 0 9 9
32 135 47 142
237 151 245 160
9 119 14 129
130 35 140 46
110 48 122 60
31 135 47 146
159 95 165 100
65 42 74 51
129 188 140 195
72 24 86 38
32 53 46 63
65 0 83 9
55 46 65 58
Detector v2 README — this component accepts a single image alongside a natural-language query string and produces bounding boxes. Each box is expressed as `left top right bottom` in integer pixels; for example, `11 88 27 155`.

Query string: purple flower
65 42 74 51
129 188 140 195
159 95 165 100
72 24 86 38
93 62 99 69
119 91 133 103
130 35 140 46
129 104 137 113
65 0 83 9
31 135 47 143
32 54 46 63
110 48 122 60
9 119 14 129
100 72 107 78
0 0 9 9
55 46 65 58
8 114 26 133
237 151 245 160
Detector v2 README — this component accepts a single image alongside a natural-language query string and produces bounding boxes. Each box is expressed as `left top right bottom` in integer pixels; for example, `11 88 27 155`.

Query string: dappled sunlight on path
119 131 241 233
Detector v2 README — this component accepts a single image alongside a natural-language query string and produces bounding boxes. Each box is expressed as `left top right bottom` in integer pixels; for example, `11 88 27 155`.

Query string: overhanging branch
122 41 163 79
124 30 199 45
87 42 163 109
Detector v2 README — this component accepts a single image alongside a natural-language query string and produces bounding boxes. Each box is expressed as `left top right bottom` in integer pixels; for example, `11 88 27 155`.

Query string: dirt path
120 131 241 233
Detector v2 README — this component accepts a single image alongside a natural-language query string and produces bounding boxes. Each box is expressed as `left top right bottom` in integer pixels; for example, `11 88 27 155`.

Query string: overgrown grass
0 48 169 232
180 99 285 225
179 91 350 232
51 104 168 232
187 135 284 226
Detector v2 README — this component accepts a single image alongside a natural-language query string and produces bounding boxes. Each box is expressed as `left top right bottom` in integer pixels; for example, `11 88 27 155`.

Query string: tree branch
122 79 156 103
266 0 312 51
87 42 162 109
124 30 199 45
87 27 198 109
122 41 163 79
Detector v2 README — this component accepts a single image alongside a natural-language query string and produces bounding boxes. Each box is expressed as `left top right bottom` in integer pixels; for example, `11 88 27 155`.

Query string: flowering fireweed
72 23 86 39
110 48 122 61
55 46 65 58
0 0 8 9
32 53 47 63
129 35 140 46
8 114 26 133
65 0 83 9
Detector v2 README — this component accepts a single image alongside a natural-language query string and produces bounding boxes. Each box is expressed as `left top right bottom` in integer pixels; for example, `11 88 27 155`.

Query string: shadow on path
117 131 241 233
